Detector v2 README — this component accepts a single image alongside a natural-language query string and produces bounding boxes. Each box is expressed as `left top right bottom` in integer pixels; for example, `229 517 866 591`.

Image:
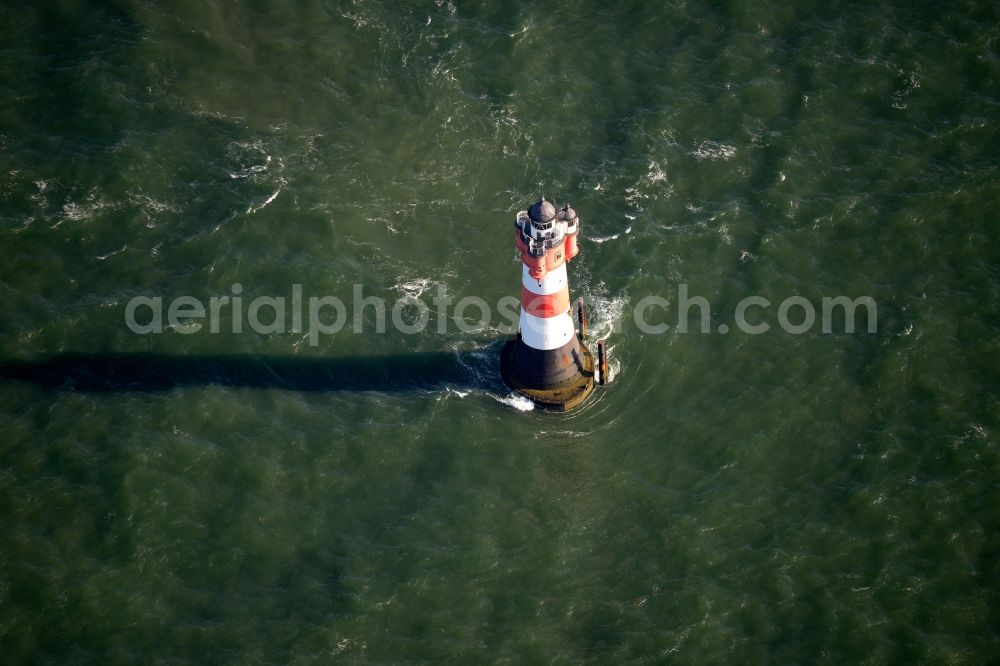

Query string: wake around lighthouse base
500 197 597 412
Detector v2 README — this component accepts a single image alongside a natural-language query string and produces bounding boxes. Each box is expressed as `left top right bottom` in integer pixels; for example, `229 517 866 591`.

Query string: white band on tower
519 310 575 350
522 263 567 295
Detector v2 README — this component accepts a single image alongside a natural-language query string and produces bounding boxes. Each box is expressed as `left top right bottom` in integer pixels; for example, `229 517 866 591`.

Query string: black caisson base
499 334 595 411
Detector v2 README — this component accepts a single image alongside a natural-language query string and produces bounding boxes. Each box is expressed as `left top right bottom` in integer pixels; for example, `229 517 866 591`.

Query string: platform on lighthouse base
499 336 596 412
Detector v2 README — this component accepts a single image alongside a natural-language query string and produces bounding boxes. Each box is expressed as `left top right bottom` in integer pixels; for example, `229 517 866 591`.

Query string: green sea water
1 0 998 662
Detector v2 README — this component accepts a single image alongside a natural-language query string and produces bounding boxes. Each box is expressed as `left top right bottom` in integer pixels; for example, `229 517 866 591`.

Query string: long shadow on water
0 351 495 393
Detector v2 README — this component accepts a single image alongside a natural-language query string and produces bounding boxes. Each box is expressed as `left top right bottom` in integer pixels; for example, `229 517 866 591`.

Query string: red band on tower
520 286 571 318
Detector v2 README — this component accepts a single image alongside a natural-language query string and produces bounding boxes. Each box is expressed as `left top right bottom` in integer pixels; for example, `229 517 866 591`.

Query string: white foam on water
96 245 127 261
531 429 591 440
436 387 471 403
393 277 438 299
435 0 457 15
492 392 535 411
591 226 632 244
245 182 283 215
891 65 922 110
52 193 113 228
691 140 737 160
586 291 628 343
645 160 667 184
128 192 180 214
624 160 673 211
508 20 532 47
719 224 733 245
229 157 271 179
61 202 89 221
605 345 621 383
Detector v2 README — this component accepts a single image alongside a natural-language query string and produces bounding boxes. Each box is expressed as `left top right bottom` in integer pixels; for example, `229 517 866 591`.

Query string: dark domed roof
558 204 577 222
528 197 556 223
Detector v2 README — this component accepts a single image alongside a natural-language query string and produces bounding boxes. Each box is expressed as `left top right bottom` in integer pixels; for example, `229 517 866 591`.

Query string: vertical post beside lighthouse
500 197 595 411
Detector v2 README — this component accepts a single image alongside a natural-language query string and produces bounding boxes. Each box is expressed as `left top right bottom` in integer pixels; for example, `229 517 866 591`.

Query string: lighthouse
500 197 595 411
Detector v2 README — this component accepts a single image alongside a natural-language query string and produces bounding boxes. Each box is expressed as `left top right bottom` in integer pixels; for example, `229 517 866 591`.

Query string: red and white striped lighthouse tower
500 197 595 410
